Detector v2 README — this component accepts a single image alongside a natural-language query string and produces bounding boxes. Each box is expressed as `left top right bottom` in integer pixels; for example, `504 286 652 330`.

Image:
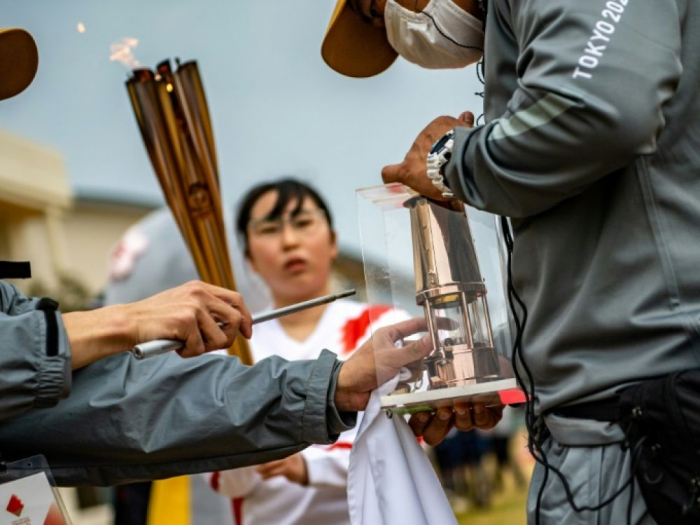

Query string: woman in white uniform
208 179 405 525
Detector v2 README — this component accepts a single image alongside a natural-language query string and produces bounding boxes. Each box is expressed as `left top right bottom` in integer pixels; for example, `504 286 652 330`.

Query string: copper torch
126 59 252 365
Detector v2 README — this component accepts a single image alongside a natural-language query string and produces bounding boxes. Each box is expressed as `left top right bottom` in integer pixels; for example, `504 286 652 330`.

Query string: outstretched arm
0 317 431 486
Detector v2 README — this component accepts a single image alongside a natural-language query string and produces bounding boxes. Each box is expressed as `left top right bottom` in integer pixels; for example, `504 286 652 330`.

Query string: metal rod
131 289 356 360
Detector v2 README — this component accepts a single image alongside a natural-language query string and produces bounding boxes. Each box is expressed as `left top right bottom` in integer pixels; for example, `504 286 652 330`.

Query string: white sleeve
302 446 349 489
205 467 262 498
302 414 362 488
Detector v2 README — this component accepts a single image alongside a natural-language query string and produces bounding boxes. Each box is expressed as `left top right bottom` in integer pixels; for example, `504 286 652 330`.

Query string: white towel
347 373 457 525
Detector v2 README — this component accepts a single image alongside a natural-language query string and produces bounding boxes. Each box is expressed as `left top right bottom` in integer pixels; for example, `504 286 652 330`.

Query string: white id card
0 456 71 525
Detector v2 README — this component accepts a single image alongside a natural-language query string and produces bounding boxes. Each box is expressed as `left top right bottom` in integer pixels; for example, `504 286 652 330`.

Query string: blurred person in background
486 406 526 493
107 180 406 525
433 427 491 513
207 178 407 525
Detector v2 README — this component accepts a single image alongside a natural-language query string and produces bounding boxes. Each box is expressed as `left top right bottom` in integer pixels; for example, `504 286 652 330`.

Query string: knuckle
455 417 474 432
215 332 229 349
192 338 205 353
190 303 206 318
224 323 237 338
409 342 424 359
186 281 206 298
482 420 497 430
179 310 196 327
184 280 200 291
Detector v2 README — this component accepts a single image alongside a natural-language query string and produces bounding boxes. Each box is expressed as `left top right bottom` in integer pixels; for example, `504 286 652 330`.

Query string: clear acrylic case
357 184 524 414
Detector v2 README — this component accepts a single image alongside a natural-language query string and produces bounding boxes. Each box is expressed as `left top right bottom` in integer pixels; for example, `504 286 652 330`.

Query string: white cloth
348 373 457 525
210 300 408 525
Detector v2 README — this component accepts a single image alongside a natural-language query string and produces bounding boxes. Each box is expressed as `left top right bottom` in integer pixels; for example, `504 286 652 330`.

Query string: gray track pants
526 414 656 525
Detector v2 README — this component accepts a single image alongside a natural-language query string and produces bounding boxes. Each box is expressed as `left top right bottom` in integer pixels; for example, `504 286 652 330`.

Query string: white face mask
384 0 484 70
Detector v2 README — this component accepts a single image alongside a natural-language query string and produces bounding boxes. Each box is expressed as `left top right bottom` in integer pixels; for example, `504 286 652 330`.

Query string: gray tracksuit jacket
0 283 72 421
445 0 699 414
0 281 353 486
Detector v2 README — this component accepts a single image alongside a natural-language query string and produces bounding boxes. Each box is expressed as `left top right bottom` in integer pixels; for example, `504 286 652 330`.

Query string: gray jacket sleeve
445 0 682 218
0 281 71 422
0 348 355 486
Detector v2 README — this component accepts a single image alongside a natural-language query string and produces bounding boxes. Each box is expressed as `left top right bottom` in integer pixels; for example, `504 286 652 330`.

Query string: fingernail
455 407 467 415
418 413 429 423
438 410 451 421
474 405 484 414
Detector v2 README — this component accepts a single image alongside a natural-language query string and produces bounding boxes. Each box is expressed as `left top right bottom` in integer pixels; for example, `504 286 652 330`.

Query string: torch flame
110 37 141 69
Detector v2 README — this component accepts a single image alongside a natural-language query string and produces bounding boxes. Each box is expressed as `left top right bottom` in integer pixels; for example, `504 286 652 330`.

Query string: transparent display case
357 184 525 414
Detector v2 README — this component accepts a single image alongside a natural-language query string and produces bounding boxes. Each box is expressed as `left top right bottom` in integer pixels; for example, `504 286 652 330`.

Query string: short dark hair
236 178 334 252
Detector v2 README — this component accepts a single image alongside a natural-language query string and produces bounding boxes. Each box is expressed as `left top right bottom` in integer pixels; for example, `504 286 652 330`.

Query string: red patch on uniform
232 497 243 525
209 471 220 491
327 441 353 451
6 494 23 516
341 305 393 355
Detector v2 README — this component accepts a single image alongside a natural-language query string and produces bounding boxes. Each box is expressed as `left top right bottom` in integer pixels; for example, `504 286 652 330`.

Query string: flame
110 37 141 69
77 22 86 33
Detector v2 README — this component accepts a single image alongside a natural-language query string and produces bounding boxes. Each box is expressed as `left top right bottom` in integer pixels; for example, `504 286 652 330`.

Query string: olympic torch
126 59 253 365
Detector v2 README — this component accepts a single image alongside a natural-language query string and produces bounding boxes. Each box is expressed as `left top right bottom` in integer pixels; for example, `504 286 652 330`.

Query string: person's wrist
78 304 134 355
334 363 369 412
104 304 135 352
333 363 353 411
426 129 456 198
62 304 133 369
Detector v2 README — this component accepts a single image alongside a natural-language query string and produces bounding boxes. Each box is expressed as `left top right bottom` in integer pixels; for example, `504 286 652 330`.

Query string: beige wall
0 130 72 211
0 128 157 297
0 130 72 291
63 198 156 295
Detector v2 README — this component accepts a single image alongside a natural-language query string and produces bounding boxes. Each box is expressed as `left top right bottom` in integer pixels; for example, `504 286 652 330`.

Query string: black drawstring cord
500 216 645 523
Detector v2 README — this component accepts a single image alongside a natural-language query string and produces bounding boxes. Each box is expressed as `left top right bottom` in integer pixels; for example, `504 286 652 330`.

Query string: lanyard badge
0 456 71 525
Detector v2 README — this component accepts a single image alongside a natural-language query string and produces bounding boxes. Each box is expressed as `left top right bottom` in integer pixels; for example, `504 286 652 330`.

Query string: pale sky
1 0 484 255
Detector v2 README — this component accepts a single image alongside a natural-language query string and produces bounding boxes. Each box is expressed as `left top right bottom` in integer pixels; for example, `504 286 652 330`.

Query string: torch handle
131 289 356 360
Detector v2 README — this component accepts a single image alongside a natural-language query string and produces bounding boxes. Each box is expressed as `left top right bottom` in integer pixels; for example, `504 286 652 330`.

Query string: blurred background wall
0 129 157 299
